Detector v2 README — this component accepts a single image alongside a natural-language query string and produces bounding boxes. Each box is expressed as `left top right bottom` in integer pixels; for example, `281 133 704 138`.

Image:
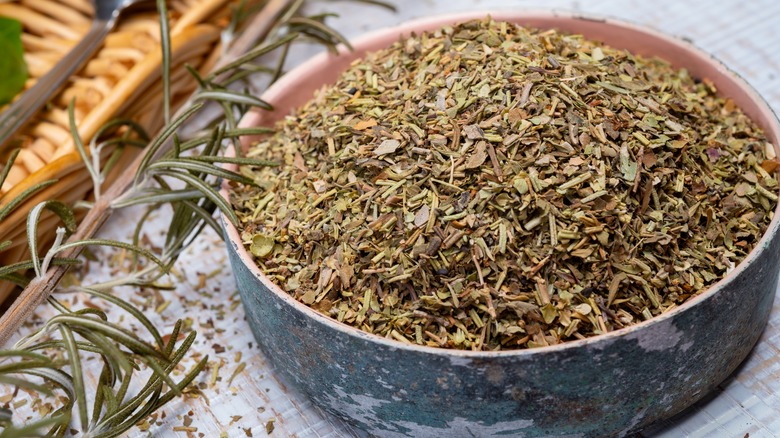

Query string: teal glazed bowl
222 11 780 437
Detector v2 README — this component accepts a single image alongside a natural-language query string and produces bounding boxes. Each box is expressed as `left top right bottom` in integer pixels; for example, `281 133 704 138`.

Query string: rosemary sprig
1 291 207 438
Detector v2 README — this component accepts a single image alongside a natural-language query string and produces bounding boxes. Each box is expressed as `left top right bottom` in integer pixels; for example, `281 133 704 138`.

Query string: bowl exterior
225 11 780 437
226 233 779 437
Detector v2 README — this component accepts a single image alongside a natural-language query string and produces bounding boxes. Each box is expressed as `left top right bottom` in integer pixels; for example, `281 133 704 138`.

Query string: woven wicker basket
0 0 261 305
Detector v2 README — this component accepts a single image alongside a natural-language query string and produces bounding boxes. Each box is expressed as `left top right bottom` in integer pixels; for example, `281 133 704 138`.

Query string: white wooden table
11 0 780 436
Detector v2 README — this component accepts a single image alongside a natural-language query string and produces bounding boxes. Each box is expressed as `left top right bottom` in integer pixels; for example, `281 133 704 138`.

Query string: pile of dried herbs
230 18 779 350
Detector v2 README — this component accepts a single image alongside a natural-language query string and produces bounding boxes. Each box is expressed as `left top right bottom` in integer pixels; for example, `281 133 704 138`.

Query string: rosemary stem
0 0 297 347
37 227 67 279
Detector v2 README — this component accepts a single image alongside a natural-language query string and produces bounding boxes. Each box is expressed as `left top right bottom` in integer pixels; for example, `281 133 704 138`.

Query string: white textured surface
9 0 780 436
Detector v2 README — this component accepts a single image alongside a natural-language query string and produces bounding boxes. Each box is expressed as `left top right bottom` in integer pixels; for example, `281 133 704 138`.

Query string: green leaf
111 188 204 208
58 324 90 429
186 155 277 167
91 119 151 180
0 412 69 437
207 32 299 79
0 148 20 187
27 201 77 277
0 350 51 361
28 340 104 355
156 0 172 124
344 0 396 10
288 16 352 51
195 90 273 110
54 239 165 271
0 17 27 106
15 367 75 399
146 158 256 185
0 179 58 222
0 258 81 279
133 103 204 185
0 271 29 287
619 143 638 181
44 315 166 360
79 287 165 349
0 375 53 395
149 169 239 224
180 199 221 236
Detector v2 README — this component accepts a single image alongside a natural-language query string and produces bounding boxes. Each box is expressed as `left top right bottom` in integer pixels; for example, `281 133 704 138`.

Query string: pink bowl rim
222 10 780 357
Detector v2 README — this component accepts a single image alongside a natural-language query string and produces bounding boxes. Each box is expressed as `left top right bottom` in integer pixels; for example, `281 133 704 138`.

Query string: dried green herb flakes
231 19 778 350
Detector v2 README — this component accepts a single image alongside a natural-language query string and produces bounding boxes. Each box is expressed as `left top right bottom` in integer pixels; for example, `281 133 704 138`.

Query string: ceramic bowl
221 11 780 437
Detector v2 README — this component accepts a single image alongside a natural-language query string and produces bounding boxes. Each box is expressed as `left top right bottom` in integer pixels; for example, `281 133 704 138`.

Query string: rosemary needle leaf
0 179 58 221
99 142 135 179
54 239 165 271
0 148 20 187
92 118 150 144
146 159 256 185
0 272 28 287
195 90 273 110
176 134 217 152
71 307 109 321
341 0 397 10
99 382 118 422
178 126 276 157
31 201 77 233
201 125 223 158
185 64 208 89
75 328 132 384
207 32 300 79
134 103 204 185
58 324 89 430
220 64 277 86
0 258 81 279
95 336 199 433
0 413 69 437
0 374 53 395
155 356 208 408
113 371 133 413
27 200 77 277
92 369 111 426
28 340 104 355
79 287 166 349
288 16 352 50
68 100 100 188
0 350 51 360
179 199 222 236
0 360 55 375
187 155 278 167
163 319 182 357
112 188 204 208
163 212 209 258
269 36 293 83
223 126 276 137
156 0 172 125
141 358 182 396
44 315 166 360
218 100 238 133
19 367 75 398
151 169 240 224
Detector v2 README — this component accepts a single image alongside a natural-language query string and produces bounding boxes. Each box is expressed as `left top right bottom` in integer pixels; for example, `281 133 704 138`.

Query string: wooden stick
0 0 296 346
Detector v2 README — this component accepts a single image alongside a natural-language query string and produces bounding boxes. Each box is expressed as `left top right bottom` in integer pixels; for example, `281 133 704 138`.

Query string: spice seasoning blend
230 18 778 351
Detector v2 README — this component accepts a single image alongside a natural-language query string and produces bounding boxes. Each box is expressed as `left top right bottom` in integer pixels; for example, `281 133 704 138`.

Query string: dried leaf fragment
374 139 400 156
250 234 274 258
